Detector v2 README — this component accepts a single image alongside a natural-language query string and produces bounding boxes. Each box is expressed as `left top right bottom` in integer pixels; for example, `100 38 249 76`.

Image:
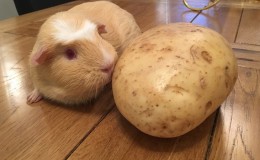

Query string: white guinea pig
27 1 141 105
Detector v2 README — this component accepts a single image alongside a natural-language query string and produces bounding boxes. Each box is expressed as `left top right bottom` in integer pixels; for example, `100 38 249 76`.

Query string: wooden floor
0 0 260 159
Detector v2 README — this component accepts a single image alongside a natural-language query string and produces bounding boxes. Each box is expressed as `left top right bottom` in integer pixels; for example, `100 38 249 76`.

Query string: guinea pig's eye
65 49 77 60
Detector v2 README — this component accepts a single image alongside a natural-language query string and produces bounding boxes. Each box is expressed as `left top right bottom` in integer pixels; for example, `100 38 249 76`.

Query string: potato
112 23 238 138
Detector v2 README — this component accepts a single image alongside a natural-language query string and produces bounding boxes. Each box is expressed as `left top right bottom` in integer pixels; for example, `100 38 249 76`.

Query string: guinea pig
27 1 141 105
67 1 141 53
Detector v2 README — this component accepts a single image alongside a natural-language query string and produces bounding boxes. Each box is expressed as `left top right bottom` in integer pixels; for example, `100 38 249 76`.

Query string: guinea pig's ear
31 46 50 66
97 24 107 34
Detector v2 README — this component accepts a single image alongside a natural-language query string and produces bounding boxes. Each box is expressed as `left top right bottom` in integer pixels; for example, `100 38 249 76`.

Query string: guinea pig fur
27 1 141 105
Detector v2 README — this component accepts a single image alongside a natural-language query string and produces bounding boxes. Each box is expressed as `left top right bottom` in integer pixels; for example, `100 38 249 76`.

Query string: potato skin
112 23 238 138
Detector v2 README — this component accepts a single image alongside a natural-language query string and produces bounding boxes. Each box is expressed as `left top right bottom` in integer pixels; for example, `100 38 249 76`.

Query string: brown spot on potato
226 66 229 70
205 101 212 112
157 56 164 62
140 108 154 117
165 46 172 51
176 55 185 60
132 91 137 96
225 80 229 88
201 51 212 63
191 45 213 64
160 46 172 52
200 77 206 89
196 93 202 100
165 84 188 93
186 121 192 127
139 43 156 52
225 66 230 89
161 123 168 129
191 29 203 32
170 116 177 122
190 45 200 63
118 64 125 72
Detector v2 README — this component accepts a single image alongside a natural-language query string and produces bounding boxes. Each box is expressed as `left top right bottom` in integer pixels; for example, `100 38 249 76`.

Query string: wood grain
110 0 199 31
192 6 242 43
207 66 260 160
235 9 260 45
234 48 260 69
0 83 114 160
191 3 260 159
68 108 216 160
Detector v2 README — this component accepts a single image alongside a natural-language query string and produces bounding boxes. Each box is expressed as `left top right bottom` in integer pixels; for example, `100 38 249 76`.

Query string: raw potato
112 23 238 138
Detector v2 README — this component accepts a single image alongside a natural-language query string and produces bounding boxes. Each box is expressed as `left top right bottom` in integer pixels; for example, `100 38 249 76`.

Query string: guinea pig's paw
27 89 43 104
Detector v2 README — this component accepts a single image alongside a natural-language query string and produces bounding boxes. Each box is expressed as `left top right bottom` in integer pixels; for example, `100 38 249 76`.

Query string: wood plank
118 0 199 31
0 87 114 160
236 9 260 45
0 87 115 160
192 6 242 43
218 0 260 9
231 43 260 52
232 48 260 69
207 67 260 160
0 33 35 91
68 108 216 160
0 32 115 159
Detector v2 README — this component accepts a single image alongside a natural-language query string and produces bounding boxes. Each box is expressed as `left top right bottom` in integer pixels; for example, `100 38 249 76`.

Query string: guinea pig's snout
101 62 114 74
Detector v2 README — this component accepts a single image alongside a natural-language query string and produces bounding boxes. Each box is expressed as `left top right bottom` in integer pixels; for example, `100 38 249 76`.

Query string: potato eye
65 49 77 60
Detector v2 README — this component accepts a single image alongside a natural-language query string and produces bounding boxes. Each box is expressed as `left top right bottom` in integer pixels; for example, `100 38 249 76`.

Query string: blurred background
0 0 260 20
0 0 72 20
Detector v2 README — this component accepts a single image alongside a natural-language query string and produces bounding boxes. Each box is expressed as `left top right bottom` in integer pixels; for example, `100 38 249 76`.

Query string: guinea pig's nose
101 63 114 73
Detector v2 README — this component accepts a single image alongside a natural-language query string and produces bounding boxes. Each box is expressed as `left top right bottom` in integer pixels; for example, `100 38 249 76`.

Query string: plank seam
234 8 244 43
204 108 220 160
64 106 115 160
